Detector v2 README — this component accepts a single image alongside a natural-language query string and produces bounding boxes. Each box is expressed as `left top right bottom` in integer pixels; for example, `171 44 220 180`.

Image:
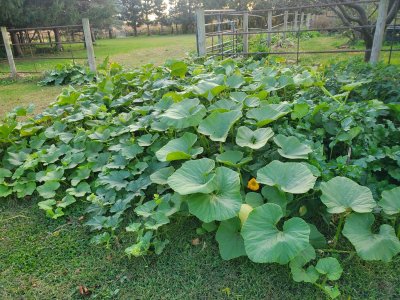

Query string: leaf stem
317 249 353 254
332 213 345 248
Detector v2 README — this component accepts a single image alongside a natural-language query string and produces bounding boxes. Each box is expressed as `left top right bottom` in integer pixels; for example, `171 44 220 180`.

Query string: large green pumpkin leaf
273 134 312 160
160 98 206 129
379 187 400 215
167 158 216 195
216 217 246 260
289 244 319 283
216 150 252 168
342 213 400 262
320 177 376 214
257 161 317 194
37 181 60 199
155 133 203 162
198 110 242 142
315 257 343 281
192 79 226 100
150 167 175 185
241 203 310 264
246 103 291 126
185 167 242 222
236 126 274 149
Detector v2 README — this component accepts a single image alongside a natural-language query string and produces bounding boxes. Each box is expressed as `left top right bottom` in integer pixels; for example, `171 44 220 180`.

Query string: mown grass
0 35 196 73
1 197 399 299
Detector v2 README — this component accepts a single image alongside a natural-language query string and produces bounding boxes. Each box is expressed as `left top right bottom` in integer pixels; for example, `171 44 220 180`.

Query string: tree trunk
147 24 150 36
10 31 23 56
363 33 373 62
53 28 63 51
134 24 138 37
108 27 113 39
171 25 174 34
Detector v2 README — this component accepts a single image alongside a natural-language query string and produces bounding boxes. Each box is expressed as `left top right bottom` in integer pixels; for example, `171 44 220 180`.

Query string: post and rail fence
0 18 96 77
195 0 399 64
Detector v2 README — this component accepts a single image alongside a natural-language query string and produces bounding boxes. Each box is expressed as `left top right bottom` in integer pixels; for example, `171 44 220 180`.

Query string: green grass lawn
1 198 399 299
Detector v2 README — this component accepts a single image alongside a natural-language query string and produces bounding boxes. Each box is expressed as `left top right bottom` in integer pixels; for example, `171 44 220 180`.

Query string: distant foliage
38 63 96 86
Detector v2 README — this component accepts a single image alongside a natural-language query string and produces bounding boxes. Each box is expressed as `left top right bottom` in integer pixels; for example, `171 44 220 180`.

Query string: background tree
142 0 155 35
329 0 400 61
153 0 167 33
119 0 143 36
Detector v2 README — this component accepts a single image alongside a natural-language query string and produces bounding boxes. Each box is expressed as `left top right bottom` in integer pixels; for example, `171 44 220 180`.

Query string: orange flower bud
247 178 260 191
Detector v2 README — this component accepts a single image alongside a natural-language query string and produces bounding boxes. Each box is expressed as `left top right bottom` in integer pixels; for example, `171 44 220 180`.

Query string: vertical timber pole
82 18 97 72
243 12 249 55
1 27 17 78
196 9 206 57
294 11 299 31
283 11 288 41
217 14 222 48
300 12 305 29
370 0 389 63
267 10 273 47
306 13 311 29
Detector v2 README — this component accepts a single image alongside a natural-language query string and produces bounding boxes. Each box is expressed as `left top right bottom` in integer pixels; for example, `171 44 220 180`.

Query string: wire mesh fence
196 0 400 64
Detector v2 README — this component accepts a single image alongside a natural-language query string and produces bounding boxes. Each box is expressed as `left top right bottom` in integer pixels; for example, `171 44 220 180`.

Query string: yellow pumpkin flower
247 178 260 191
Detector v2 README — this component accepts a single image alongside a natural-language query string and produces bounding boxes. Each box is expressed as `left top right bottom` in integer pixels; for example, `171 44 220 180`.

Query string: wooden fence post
267 10 273 47
243 12 249 54
294 11 299 31
306 13 311 29
1 27 17 78
217 14 222 47
370 0 389 63
300 12 305 29
82 18 97 72
195 9 206 57
283 11 288 41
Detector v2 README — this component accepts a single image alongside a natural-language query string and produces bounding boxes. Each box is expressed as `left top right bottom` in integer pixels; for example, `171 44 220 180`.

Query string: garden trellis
195 0 400 63
0 19 96 77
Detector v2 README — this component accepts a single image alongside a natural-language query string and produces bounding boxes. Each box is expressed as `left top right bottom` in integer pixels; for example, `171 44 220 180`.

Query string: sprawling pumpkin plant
0 57 399 298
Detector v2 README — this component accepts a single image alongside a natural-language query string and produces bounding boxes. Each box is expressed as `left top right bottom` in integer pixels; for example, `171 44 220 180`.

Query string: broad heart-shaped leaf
236 126 274 149
168 60 187 78
160 98 207 129
343 213 400 262
241 203 310 264
198 110 242 142
150 167 175 185
273 134 312 160
320 177 376 214
315 257 343 281
246 103 291 127
192 79 226 101
167 158 216 195
261 186 293 213
37 181 60 199
257 161 317 194
216 150 252 167
155 133 203 162
379 187 400 215
185 167 242 222
289 244 319 283
216 217 246 260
